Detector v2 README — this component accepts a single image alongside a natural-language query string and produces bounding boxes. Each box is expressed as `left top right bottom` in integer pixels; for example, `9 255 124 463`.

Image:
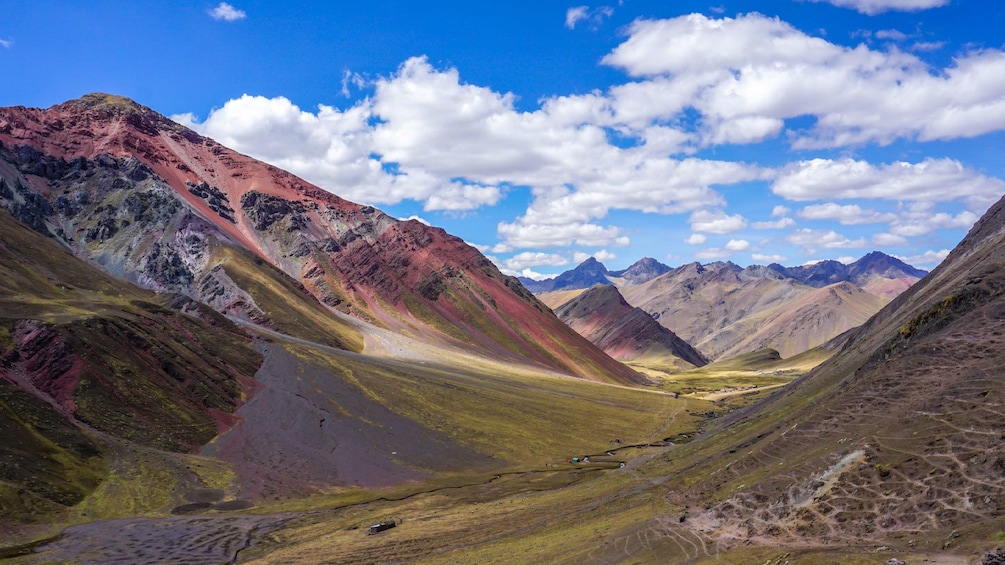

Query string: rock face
665 191 1005 552
554 284 707 369
0 94 641 384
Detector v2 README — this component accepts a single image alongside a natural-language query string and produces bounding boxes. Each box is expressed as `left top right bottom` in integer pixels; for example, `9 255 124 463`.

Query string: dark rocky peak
550 257 611 291
788 259 849 288
740 264 787 281
610 257 671 285
848 251 928 279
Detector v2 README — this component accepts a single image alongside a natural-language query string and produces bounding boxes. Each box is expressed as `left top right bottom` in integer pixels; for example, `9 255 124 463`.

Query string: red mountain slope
0 94 641 384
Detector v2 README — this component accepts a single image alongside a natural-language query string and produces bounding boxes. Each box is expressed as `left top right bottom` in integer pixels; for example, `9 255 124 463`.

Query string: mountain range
532 252 925 363
1 94 1002 564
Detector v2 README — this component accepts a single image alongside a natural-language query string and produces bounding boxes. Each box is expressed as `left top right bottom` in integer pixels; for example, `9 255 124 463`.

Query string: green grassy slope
0 210 261 523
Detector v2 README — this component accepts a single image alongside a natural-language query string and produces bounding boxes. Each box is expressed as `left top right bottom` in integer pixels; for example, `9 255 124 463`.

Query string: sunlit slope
632 193 1005 560
697 281 887 359
621 262 891 361
203 331 694 499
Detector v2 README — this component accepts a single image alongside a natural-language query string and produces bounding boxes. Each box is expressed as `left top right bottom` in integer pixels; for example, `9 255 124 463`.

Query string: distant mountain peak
610 256 671 285
850 250 928 279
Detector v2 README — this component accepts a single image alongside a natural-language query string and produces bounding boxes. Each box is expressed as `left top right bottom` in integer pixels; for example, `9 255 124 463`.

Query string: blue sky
3 0 1004 277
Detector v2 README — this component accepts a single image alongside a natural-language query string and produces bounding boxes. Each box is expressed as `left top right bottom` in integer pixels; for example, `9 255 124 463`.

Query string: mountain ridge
554 284 708 369
0 94 643 384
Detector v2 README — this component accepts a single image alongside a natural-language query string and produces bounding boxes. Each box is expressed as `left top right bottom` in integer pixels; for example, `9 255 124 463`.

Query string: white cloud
209 2 246 21
725 239 751 251
497 220 625 248
400 215 431 225
772 205 791 217
0 38 12 49
752 253 787 263
340 70 367 97
565 6 589 29
574 249 616 263
910 41 946 52
689 209 747 234
787 229 869 253
695 247 734 259
684 233 707 245
423 181 502 211
836 256 857 264
888 203 979 236
895 249 950 266
798 202 897 224
872 232 908 246
566 5 614 30
503 252 570 271
513 268 553 281
773 158 1005 211
806 0 950 16
752 217 796 230
874 29 908 41
600 13 1005 148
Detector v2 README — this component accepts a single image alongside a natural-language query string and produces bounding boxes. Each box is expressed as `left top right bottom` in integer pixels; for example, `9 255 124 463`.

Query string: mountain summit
0 94 642 384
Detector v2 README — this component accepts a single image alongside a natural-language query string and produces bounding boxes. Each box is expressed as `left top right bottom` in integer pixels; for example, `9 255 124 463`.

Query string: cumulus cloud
752 253 787 263
874 29 908 41
174 16 1005 264
695 247 734 260
787 229 869 253
503 252 569 271
888 202 979 236
209 2 246 21
497 220 626 248
773 158 1005 210
684 233 707 245
896 249 951 266
400 215 431 225
512 268 554 281
798 202 897 224
600 13 1005 148
752 217 796 230
806 0 950 15
689 209 748 234
725 239 751 251
872 232 908 246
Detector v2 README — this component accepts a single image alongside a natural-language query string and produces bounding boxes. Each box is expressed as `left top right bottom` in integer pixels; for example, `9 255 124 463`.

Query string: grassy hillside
0 210 261 524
